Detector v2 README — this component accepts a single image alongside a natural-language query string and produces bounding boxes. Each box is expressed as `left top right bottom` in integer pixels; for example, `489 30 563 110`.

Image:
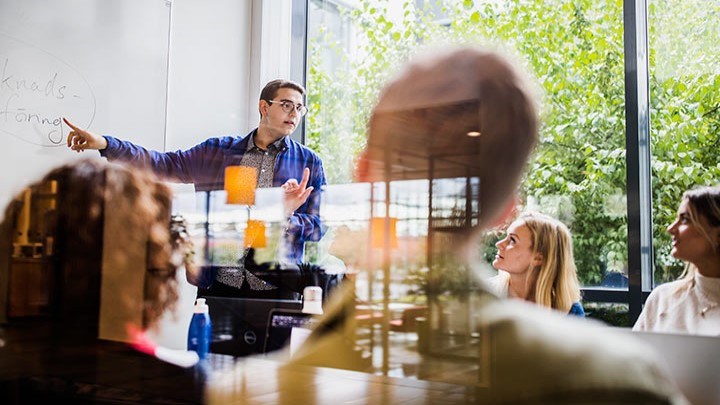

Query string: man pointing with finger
65 79 326 264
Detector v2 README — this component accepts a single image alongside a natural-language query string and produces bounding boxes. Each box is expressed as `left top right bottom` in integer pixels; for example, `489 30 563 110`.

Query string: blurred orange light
224 166 257 205
371 217 398 249
244 219 267 248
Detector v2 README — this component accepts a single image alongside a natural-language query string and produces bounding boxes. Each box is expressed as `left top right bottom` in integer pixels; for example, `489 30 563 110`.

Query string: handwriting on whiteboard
0 33 96 147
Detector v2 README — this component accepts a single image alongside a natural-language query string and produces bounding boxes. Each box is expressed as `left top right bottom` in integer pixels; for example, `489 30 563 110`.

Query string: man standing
65 79 326 264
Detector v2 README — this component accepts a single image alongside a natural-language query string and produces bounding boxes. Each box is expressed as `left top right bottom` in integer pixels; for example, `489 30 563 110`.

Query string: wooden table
205 356 477 404
1 319 478 404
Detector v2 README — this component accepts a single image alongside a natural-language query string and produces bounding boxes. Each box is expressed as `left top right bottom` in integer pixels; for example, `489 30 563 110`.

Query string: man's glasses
267 99 308 117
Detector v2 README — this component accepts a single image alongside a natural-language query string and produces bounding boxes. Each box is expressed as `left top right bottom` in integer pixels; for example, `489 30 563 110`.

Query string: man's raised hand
281 167 313 217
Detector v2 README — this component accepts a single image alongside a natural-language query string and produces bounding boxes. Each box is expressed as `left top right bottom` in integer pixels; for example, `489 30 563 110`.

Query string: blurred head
667 185 720 277
357 46 539 237
494 212 581 312
0 159 186 333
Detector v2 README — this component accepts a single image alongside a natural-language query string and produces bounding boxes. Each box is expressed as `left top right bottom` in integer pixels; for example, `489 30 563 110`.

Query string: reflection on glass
173 0 627 379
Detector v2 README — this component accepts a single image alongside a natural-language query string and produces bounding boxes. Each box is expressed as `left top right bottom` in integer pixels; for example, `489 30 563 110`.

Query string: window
648 0 720 286
287 0 719 379
301 0 631 317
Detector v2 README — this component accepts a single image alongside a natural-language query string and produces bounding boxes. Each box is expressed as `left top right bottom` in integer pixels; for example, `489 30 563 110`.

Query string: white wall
165 0 253 151
247 0 294 128
166 0 295 151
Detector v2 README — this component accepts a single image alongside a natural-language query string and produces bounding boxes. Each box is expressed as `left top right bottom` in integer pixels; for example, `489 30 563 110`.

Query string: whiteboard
0 0 171 211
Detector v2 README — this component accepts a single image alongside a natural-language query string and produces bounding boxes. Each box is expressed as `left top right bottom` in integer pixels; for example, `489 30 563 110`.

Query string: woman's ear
532 253 544 267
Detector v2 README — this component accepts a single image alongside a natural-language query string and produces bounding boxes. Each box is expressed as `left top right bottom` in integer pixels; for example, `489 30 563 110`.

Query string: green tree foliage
307 0 720 286
648 0 720 282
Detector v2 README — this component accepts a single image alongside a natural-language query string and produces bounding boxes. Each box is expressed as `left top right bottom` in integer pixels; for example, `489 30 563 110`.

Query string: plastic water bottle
187 298 211 360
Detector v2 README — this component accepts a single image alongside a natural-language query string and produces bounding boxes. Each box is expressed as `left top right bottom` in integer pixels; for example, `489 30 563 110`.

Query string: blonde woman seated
634 185 720 336
489 211 585 316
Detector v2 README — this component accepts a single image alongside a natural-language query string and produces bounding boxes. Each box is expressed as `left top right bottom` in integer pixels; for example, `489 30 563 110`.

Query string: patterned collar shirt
239 133 285 188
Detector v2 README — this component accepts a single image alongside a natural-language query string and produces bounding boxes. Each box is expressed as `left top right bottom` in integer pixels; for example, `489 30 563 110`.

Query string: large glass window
305 0 629 325
648 0 720 285
286 0 648 381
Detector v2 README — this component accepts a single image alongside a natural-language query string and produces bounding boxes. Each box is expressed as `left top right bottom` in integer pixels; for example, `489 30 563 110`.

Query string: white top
633 272 720 336
486 270 511 298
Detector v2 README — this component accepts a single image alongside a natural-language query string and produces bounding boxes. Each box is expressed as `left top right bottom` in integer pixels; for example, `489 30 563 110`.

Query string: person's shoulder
286 137 323 161
657 277 691 289
647 278 691 300
478 299 681 402
569 301 585 316
204 134 247 146
193 133 250 154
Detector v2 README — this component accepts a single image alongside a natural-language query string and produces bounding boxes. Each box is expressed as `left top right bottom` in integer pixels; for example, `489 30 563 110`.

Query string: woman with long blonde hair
634 185 720 335
490 211 584 316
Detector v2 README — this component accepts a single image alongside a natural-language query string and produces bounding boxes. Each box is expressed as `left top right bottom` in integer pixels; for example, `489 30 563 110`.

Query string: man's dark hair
260 79 306 101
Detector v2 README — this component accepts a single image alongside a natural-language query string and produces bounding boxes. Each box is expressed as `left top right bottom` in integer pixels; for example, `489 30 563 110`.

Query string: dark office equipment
204 296 301 357
263 309 316 354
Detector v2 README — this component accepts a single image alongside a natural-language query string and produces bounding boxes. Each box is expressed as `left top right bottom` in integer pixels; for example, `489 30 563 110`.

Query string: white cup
302 286 323 315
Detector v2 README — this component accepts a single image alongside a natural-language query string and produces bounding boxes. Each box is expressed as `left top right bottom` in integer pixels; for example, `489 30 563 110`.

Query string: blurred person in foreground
0 159 201 403
277 46 685 404
634 185 720 336
489 211 585 317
